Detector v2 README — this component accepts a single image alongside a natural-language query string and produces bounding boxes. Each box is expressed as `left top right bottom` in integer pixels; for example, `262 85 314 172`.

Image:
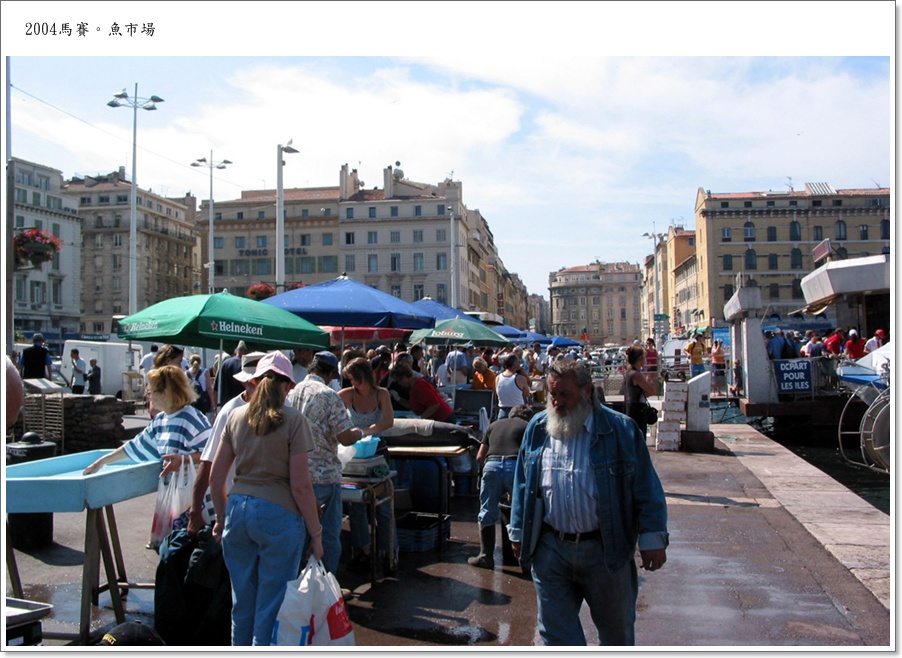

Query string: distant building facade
548 261 642 345
11 158 82 345
61 168 197 335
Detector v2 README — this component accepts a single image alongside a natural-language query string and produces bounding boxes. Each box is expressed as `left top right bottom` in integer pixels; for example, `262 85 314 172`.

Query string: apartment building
61 168 197 335
548 261 643 345
695 183 891 330
11 158 82 345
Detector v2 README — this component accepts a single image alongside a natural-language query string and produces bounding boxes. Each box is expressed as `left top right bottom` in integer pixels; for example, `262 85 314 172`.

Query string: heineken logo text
126 321 159 332
210 320 264 336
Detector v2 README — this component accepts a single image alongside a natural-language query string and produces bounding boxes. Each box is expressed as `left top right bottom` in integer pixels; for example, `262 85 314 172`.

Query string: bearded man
507 359 668 646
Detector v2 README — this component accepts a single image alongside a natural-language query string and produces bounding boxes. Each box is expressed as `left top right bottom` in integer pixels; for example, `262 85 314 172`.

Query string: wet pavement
5 423 891 647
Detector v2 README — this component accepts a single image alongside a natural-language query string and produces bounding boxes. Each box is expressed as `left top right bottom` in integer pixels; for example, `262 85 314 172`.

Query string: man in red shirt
844 329 866 360
389 361 456 423
823 328 846 356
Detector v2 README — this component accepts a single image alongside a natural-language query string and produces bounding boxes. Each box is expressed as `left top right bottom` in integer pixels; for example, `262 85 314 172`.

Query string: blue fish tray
6 449 160 513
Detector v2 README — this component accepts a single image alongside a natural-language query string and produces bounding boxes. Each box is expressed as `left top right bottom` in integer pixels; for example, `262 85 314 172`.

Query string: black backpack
190 369 211 413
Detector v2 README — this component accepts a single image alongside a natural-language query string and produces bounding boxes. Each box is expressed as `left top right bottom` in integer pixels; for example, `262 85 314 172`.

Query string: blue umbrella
517 330 553 346
551 335 583 348
263 275 435 329
411 297 484 324
493 324 526 339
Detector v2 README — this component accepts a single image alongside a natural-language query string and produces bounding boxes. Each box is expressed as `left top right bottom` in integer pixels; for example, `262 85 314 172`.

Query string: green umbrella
408 317 513 348
116 291 329 352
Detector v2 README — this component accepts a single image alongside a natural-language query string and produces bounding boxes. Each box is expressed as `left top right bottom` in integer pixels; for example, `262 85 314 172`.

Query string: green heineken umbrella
116 291 329 352
408 317 513 348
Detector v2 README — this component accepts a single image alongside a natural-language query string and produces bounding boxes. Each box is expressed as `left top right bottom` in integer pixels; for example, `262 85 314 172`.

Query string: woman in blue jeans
211 352 324 646
468 404 534 569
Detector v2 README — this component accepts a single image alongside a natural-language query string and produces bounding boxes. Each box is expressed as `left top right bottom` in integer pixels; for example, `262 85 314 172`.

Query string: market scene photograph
1 2 893 649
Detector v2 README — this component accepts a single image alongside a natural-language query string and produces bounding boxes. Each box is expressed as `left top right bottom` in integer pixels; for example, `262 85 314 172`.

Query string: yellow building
694 183 890 331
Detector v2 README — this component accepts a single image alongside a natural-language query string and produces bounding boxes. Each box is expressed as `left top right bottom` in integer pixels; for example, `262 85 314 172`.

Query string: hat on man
547 345 559 352
849 329 858 337
240 351 295 386
876 329 886 338
32 333 45 343
233 351 268 382
376 345 391 355
312 350 339 373
100 621 165 646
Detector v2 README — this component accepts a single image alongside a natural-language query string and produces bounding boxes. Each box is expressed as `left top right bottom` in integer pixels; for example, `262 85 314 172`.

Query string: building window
98 195 109 204
368 207 377 219
368 254 378 273
413 253 424 271
768 253 778 270
390 206 399 217
744 249 757 270
414 205 422 217
791 279 804 299
813 225 823 241
413 284 424 300
254 259 271 276
214 212 222 221
236 212 244 220
258 211 265 219
231 259 249 276
790 248 803 269
368 231 378 245
722 254 733 270
835 220 847 241
320 256 338 273
112 254 122 270
836 246 848 259
113 234 123 247
214 237 224 249
344 254 356 273
413 230 423 243
391 285 401 297
720 201 729 208
235 236 245 249
721 227 731 242
345 232 355 245
789 200 798 207
437 205 446 216
833 199 843 206
437 229 447 242
880 219 890 239
346 208 354 219
768 283 780 300
436 283 446 303
300 257 315 274
743 221 756 242
256 236 267 248
300 234 311 246
324 208 332 216
390 231 401 244
766 200 775 207
323 233 333 246
789 220 801 241
436 253 448 271
95 234 104 248
767 226 777 242
301 209 309 218
744 201 752 208
859 225 869 240
390 253 401 272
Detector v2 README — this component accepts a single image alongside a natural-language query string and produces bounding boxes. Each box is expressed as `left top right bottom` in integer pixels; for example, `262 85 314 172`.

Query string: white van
59 340 143 397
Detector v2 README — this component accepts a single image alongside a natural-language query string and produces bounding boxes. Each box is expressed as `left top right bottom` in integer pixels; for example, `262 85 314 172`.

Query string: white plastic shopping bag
149 458 196 550
272 556 355 646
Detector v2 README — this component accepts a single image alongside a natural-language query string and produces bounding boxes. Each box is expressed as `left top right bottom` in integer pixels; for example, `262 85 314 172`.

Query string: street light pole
643 224 661 346
107 84 163 316
192 152 232 295
276 141 298 292
449 206 458 309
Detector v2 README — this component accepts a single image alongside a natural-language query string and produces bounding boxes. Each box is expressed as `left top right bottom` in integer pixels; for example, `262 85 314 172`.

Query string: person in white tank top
495 353 530 419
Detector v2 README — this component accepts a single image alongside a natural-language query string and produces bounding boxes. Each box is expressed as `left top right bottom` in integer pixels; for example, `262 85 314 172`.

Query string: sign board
812 238 832 263
774 359 812 393
654 314 670 321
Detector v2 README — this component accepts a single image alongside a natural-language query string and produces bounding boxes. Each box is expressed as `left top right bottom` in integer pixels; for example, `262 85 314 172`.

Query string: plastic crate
396 512 451 552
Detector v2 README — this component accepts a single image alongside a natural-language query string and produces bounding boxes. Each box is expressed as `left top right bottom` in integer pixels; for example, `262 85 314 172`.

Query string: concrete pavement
5 422 891 647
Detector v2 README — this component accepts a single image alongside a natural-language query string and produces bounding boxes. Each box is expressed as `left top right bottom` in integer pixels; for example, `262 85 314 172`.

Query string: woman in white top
495 353 530 419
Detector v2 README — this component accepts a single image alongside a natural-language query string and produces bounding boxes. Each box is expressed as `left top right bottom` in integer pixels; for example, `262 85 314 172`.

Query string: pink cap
242 351 295 386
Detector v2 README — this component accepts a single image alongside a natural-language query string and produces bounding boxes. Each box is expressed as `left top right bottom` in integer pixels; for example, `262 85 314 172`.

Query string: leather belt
485 455 517 462
542 522 601 543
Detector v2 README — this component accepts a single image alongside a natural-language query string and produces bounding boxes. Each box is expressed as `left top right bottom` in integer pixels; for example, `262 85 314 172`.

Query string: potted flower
14 228 62 269
246 282 276 301
287 282 306 291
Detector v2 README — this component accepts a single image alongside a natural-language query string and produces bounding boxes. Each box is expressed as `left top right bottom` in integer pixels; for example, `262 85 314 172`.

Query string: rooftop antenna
786 176 794 192
871 178 882 188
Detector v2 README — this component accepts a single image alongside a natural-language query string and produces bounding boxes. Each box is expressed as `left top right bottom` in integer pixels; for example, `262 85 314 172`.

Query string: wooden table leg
80 508 100 646
95 508 126 624
5 519 24 599
104 506 129 596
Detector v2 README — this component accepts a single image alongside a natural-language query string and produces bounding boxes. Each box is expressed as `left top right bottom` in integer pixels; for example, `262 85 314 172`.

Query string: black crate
396 512 451 552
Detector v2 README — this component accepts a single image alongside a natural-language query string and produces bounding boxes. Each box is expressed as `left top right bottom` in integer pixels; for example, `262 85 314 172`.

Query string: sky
1 2 894 301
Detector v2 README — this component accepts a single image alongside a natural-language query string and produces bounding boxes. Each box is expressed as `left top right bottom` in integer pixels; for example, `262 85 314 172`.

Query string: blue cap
313 351 339 372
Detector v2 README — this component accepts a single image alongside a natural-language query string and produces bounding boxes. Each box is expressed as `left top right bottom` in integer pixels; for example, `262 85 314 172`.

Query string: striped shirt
123 404 211 462
540 414 600 534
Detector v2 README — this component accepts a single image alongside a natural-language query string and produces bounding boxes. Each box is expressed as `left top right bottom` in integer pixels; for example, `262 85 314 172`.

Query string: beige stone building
61 169 197 335
548 261 643 345
200 163 530 329
694 183 891 331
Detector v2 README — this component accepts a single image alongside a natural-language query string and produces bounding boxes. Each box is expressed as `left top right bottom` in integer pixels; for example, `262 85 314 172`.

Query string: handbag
644 402 659 426
149 458 196 551
272 556 355 646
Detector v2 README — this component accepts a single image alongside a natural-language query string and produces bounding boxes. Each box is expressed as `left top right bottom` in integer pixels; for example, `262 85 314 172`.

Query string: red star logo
211 321 218 331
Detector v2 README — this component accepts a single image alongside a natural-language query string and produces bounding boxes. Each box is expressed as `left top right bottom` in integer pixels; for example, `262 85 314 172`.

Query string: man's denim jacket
507 404 669 571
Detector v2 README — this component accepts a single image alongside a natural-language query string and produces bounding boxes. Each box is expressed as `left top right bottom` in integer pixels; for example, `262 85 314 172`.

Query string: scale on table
342 455 388 478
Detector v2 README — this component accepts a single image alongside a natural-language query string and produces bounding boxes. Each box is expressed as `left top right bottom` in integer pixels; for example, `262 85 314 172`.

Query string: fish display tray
6 449 160 513
396 512 451 552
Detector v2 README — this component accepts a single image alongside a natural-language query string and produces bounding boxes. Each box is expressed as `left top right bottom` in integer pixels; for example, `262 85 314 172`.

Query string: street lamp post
276 141 299 292
191 152 232 295
448 206 458 309
107 84 163 316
